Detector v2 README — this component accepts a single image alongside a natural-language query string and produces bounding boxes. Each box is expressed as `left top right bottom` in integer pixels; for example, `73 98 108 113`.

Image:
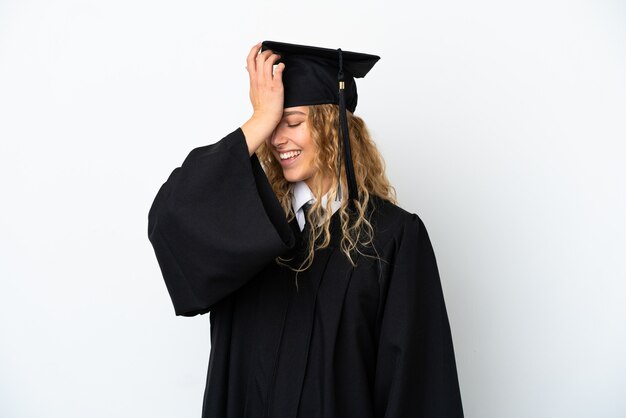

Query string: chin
282 170 309 184
283 174 302 183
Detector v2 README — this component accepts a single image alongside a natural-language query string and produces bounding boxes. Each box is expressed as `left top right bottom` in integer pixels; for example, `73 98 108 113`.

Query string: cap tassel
335 117 343 202
337 48 358 210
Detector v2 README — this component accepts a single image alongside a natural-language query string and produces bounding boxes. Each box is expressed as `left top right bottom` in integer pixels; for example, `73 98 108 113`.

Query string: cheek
300 132 314 150
300 150 317 176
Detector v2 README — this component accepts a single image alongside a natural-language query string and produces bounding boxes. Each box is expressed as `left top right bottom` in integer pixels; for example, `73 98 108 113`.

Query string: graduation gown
147 128 464 418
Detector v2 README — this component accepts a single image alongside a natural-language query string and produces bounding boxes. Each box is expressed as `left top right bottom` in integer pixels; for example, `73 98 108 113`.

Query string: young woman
148 41 464 418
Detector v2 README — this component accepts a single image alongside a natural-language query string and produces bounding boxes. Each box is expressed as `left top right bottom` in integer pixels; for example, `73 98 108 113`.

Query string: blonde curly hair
256 103 397 275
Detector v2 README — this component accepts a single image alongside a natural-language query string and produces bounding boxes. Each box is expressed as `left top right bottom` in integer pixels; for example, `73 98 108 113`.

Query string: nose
270 128 288 149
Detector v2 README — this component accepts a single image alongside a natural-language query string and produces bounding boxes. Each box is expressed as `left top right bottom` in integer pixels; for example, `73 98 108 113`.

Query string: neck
305 175 333 200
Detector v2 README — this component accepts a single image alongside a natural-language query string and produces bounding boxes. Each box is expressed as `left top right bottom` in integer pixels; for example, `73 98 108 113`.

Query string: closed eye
287 123 302 128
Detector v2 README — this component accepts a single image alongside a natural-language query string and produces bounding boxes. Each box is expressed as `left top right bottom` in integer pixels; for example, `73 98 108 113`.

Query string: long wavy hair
256 104 397 274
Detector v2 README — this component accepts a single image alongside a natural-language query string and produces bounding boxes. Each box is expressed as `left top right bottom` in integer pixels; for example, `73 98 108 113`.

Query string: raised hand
241 42 286 156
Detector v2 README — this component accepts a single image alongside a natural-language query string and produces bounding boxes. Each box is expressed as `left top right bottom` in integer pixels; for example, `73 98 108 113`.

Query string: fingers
273 62 285 84
246 42 262 78
264 52 282 82
246 42 283 84
255 50 273 82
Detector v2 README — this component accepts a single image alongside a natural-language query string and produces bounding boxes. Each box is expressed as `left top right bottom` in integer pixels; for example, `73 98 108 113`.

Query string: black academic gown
147 128 464 418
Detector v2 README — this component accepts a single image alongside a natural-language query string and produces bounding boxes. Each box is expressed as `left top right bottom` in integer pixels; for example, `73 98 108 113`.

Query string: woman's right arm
147 43 292 317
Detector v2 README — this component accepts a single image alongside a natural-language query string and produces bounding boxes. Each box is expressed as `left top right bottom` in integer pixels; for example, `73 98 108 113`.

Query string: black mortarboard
261 40 380 207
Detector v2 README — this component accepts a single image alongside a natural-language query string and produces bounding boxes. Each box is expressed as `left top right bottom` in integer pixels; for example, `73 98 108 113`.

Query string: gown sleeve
374 214 464 418
147 128 295 317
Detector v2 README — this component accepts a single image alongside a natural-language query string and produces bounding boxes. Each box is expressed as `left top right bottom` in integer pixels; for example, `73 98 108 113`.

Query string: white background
1 0 625 417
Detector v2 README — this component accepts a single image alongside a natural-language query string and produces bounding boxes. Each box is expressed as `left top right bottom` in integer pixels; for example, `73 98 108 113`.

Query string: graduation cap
261 40 380 207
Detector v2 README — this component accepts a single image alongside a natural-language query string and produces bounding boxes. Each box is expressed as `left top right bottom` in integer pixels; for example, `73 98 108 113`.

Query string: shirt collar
291 181 343 215
292 181 315 214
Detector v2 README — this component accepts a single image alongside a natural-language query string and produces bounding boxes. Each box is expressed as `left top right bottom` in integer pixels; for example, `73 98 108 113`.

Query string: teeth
279 150 302 160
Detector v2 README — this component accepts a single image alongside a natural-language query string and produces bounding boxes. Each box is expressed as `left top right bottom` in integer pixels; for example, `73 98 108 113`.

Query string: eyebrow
283 111 307 117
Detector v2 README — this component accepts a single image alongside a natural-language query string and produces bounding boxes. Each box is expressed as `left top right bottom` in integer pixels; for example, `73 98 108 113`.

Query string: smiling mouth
279 150 302 161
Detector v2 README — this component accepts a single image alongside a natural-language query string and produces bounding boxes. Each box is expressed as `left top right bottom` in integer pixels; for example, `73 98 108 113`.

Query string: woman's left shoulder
368 196 425 240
